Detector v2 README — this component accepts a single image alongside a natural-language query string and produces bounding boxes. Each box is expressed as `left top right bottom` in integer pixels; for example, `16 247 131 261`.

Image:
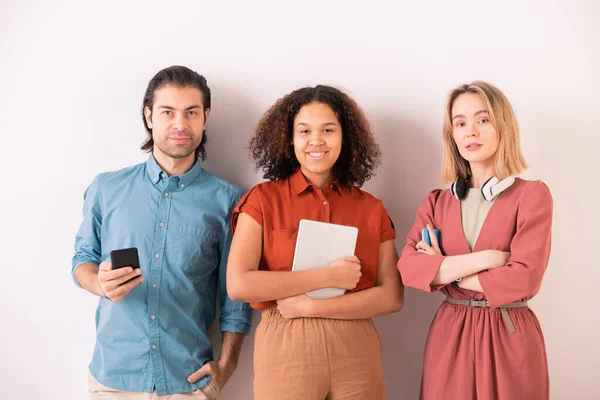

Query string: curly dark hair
250 85 381 187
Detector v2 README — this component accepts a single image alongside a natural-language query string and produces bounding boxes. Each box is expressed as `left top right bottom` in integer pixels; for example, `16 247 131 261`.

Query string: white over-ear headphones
451 176 515 201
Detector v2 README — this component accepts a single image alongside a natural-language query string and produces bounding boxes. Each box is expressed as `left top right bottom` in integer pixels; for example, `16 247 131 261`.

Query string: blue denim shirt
72 155 252 395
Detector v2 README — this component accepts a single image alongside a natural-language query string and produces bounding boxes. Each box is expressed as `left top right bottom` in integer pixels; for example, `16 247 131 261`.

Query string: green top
461 188 497 250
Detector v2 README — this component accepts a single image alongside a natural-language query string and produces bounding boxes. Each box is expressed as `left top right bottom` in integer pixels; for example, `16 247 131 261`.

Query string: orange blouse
232 169 396 309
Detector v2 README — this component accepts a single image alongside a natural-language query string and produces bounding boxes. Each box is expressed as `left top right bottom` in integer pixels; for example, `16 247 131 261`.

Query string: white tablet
291 219 359 300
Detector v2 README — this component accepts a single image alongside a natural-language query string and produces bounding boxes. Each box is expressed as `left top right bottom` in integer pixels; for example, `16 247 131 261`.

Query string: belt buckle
468 299 488 308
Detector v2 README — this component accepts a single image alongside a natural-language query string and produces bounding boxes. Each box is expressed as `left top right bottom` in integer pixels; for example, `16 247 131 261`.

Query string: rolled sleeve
380 202 397 243
219 309 253 335
232 187 263 232
71 175 103 288
218 225 253 334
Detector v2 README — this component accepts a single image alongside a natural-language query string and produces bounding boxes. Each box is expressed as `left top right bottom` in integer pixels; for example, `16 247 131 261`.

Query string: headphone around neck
450 175 516 201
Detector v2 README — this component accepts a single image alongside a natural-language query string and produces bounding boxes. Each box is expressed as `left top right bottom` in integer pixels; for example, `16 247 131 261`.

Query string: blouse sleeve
479 181 553 308
397 190 447 293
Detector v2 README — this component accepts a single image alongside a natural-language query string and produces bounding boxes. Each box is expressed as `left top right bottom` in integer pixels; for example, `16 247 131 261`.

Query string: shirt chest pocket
263 228 297 271
173 225 220 272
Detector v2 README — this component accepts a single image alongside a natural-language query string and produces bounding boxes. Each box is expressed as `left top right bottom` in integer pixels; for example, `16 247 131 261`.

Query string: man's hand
187 332 245 392
97 261 144 302
187 359 234 391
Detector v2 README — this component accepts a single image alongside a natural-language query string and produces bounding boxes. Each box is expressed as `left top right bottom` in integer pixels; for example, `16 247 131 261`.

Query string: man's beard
155 131 200 159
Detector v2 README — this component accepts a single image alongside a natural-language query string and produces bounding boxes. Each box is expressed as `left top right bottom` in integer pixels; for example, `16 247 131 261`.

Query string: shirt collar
290 169 310 195
146 154 203 189
146 154 163 184
289 169 343 196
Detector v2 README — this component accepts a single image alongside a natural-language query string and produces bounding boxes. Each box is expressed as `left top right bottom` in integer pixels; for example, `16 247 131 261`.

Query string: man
72 65 252 399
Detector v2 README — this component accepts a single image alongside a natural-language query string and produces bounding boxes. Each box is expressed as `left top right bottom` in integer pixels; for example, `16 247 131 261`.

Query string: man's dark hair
141 65 211 160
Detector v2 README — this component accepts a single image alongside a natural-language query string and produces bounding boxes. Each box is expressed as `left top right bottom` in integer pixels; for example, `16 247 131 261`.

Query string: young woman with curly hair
227 85 404 399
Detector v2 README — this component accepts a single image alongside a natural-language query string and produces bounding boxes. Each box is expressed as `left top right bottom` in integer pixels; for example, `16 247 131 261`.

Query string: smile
306 151 327 159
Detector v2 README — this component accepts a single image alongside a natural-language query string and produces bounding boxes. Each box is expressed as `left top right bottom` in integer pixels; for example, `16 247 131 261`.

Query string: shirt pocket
263 228 297 271
174 224 220 273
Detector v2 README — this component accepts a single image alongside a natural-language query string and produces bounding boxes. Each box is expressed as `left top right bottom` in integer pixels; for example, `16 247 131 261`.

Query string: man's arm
74 263 105 296
72 175 103 288
187 224 251 388
218 332 245 370
72 175 143 301
187 332 246 387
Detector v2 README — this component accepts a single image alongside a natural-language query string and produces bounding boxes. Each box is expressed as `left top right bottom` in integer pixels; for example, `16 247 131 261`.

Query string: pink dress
397 178 552 400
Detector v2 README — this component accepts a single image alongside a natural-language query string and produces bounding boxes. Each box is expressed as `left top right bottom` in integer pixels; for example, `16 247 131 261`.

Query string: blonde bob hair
441 81 527 183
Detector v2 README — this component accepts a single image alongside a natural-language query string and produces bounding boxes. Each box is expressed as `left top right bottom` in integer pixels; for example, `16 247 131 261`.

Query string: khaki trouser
254 307 385 400
88 371 220 400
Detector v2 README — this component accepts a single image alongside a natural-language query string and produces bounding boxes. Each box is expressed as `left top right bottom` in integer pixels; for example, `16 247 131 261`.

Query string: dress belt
445 297 528 333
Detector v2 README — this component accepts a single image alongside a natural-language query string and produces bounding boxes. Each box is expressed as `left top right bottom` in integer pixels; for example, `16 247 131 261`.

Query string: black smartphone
109 247 140 270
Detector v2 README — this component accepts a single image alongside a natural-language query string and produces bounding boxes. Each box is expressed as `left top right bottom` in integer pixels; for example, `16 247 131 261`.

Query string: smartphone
109 247 140 270
421 227 441 247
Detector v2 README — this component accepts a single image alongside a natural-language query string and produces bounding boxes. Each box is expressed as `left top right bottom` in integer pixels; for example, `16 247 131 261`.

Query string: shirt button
155 253 160 258
153 178 158 182
151 315 156 320
152 283 157 288
323 201 328 206
159 222 164 227
161 173 166 178
151 345 157 350
164 192 169 197
180 184 185 188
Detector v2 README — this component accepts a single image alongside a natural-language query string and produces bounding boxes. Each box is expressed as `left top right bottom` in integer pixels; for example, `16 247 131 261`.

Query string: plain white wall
1 0 598 398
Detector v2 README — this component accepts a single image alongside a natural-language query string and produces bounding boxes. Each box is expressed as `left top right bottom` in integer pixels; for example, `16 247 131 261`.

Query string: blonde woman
397 81 552 400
